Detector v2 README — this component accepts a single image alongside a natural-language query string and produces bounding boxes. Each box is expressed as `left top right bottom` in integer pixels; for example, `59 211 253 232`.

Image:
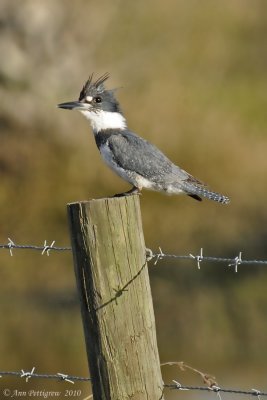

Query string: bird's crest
79 73 110 100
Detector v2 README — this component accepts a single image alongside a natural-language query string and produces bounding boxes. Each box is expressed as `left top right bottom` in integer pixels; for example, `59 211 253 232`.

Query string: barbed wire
146 247 267 272
1 239 267 272
0 369 266 397
166 381 267 398
0 238 71 256
0 368 90 384
1 240 266 397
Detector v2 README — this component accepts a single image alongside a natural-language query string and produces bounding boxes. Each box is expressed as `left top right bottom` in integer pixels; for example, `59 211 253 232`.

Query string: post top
67 194 140 207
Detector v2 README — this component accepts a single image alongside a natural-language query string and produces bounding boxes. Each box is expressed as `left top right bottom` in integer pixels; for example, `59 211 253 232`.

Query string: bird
58 73 230 204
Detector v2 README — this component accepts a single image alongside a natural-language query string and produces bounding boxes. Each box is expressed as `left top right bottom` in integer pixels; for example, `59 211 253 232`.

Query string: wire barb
42 240 56 256
172 380 190 391
189 248 204 269
57 373 75 384
8 237 15 256
154 247 165 265
210 385 222 400
228 251 242 272
20 367 35 382
252 388 262 399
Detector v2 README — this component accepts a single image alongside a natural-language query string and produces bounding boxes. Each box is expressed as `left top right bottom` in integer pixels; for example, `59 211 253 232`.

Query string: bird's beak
57 101 88 110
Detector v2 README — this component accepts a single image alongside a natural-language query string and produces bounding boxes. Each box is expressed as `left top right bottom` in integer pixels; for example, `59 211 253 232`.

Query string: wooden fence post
67 195 164 400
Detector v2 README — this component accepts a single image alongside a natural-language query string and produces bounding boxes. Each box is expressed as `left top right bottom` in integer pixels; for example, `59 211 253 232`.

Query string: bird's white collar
80 110 127 133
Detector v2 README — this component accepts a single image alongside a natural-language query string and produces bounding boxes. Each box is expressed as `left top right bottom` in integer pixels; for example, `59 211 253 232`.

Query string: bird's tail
181 181 230 204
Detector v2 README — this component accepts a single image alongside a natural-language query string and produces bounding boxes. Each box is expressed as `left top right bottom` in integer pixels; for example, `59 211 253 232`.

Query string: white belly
99 142 184 193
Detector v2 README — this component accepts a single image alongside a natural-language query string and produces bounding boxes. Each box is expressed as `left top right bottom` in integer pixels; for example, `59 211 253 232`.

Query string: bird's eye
94 96 102 103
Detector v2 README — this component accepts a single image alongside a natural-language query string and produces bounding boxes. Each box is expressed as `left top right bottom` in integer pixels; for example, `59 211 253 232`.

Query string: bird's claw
113 187 141 197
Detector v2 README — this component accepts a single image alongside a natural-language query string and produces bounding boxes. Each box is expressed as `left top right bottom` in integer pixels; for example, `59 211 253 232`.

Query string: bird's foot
113 186 141 197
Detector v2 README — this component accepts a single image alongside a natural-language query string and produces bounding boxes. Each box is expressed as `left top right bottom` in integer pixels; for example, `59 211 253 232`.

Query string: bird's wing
107 131 193 184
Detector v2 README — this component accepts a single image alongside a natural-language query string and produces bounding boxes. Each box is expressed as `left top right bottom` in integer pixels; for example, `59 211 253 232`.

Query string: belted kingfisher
58 73 230 204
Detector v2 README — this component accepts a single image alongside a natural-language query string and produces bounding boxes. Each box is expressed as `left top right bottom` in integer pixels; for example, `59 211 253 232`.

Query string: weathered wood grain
68 195 164 400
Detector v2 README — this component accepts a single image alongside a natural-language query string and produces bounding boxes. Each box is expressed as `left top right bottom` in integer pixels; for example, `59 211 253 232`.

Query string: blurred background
0 0 267 398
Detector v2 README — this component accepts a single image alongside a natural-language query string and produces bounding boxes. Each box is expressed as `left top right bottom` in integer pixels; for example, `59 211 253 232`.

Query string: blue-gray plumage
58 73 230 204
